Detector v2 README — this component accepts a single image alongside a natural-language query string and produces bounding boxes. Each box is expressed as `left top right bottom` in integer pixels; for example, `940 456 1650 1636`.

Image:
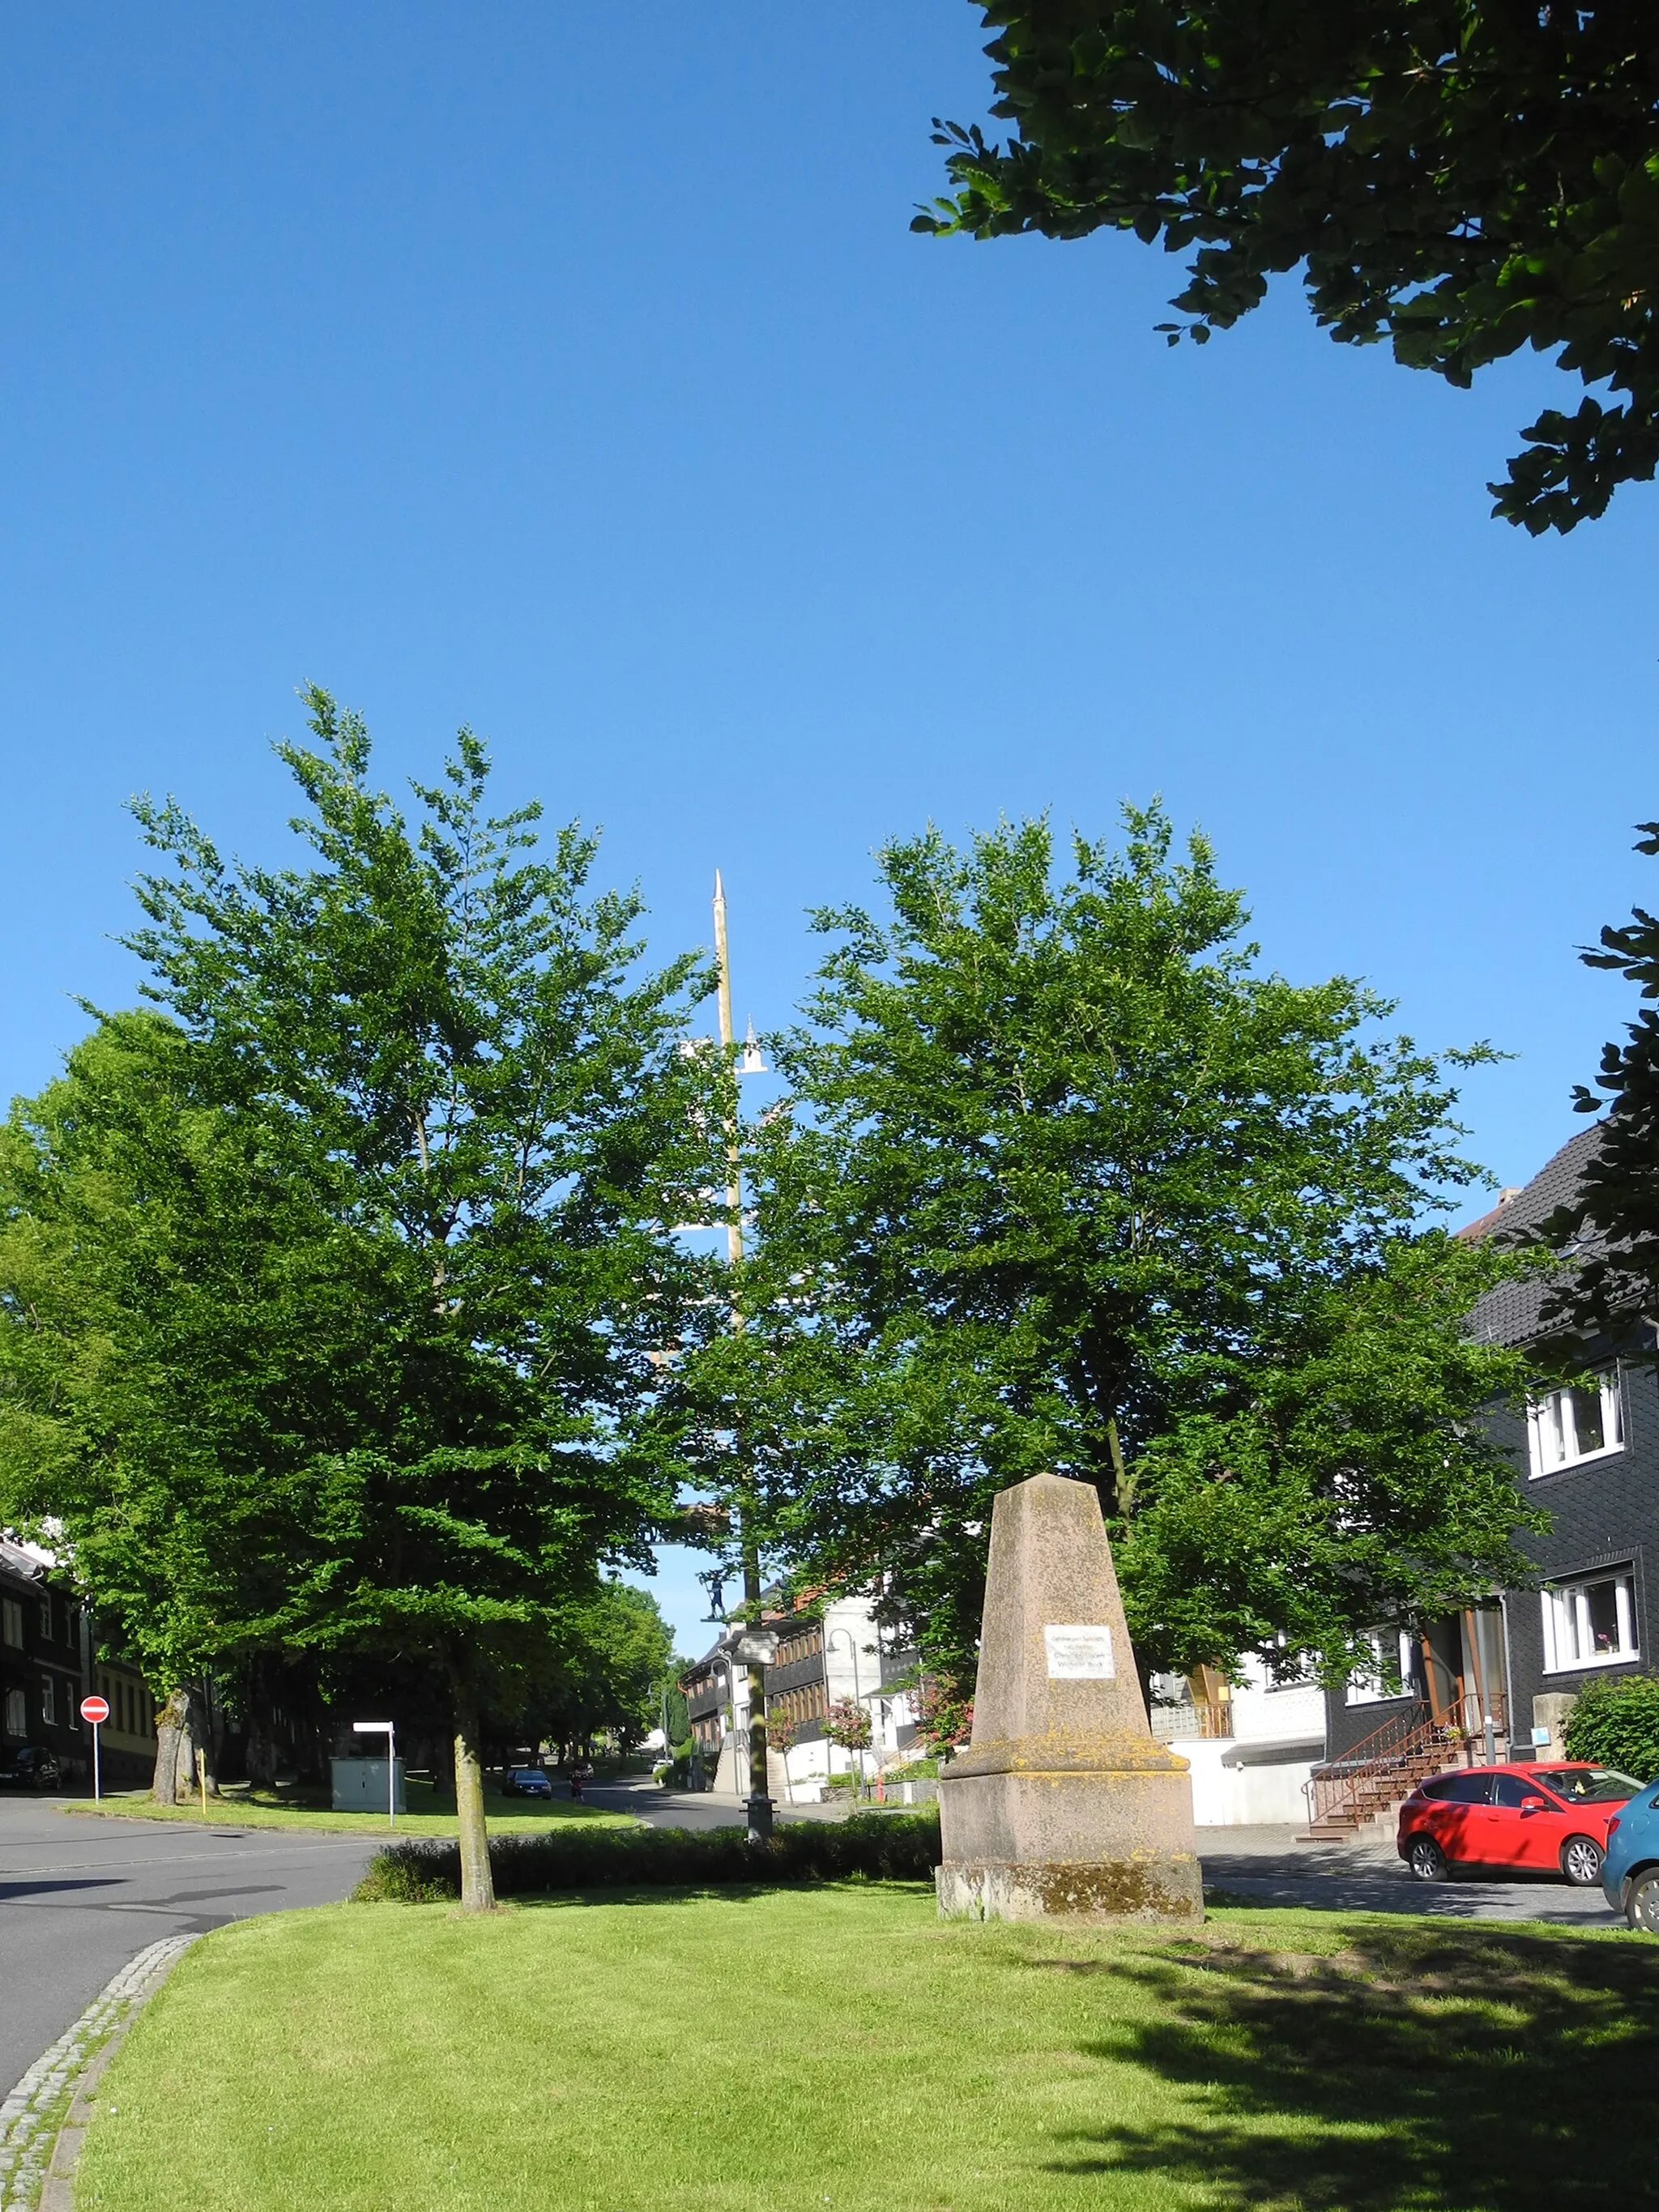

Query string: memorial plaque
1043 1624 1115 1679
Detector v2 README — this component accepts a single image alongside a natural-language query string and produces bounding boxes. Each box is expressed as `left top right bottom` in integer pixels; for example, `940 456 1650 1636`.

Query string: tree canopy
919 3 1659 533
1538 821 1659 1348
0 691 719 1903
529 1583 676 1755
712 807 1540 1695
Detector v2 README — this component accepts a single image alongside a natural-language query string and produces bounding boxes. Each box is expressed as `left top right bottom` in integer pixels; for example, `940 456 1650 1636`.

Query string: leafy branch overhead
919 3 1659 532
1538 820 1659 1347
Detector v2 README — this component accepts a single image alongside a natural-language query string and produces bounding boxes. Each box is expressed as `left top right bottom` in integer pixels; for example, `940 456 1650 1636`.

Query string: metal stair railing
1303 1707 1463 1835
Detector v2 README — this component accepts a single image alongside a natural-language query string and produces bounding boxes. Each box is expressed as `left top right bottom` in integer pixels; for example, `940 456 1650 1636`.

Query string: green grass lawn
74 1885 1659 2212
60 1775 635 1837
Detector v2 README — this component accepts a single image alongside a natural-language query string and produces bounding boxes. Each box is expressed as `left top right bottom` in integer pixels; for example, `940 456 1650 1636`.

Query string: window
1491 1773 1535 1808
41 1675 54 1726
3 1687 23 1739
1 1598 21 1650
1532 1766 1641 1803
1346 1628 1416 1706
1419 1771 1492 1804
1264 1634 1317 1688
39 1596 51 1640
1528 1375 1623 1476
1542 1568 1639 1672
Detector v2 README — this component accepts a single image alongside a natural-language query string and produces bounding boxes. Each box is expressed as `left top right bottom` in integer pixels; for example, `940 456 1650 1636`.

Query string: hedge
352 1809 942 1903
1562 1673 1659 1781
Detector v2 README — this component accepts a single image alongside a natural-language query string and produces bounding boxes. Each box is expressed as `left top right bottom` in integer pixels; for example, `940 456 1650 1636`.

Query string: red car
1397 1761 1641 1886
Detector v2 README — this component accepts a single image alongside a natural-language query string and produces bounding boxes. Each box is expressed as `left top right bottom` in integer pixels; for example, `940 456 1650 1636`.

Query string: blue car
1600 1775 1659 1931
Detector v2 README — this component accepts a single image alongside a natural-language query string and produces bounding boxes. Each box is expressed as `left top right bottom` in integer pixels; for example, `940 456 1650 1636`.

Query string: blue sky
2 6 1655 1657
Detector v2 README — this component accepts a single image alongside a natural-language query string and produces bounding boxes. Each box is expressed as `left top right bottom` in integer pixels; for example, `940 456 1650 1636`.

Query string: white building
685 1591 920 1803
1149 1656 1327 1826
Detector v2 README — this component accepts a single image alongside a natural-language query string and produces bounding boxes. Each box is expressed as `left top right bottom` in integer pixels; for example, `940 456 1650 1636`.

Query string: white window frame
1527 1372 1623 1477
40 1674 54 1726
1541 1566 1639 1673
1 1598 22 1650
3 1686 24 1740
1345 1628 1416 1706
38 1596 51 1641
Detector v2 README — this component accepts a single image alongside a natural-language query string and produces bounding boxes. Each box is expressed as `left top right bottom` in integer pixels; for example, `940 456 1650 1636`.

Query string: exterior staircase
1300 1707 1465 1842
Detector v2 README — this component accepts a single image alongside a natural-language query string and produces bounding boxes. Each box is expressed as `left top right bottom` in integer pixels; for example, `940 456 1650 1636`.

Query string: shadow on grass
1045 1921 1659 2210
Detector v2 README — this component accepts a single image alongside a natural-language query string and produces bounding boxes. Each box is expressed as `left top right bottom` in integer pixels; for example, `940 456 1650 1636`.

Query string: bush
1563 1673 1659 1779
352 1809 942 1903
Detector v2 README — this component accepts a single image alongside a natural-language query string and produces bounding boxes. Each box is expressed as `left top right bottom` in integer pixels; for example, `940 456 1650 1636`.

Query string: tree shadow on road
1044 1920 1659 2210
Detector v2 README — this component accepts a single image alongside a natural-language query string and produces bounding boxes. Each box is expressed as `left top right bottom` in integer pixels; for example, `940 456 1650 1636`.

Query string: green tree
1537 823 1659 1347
0 691 717 1907
528 1583 675 1756
721 807 1540 1690
919 3 1659 532
1563 1673 1659 1779
0 1010 360 1795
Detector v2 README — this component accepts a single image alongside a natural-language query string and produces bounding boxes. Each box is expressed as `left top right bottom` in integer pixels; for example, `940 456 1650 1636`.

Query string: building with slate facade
1 1537 160 1788
1322 1123 1658 1767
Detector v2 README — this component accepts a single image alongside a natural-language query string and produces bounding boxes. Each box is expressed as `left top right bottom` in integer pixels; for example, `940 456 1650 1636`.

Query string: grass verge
74 1887 1659 2212
59 1776 634 1837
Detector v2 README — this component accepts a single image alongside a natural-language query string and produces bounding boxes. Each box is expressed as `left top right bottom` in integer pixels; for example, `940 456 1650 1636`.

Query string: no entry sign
80 1694 109 1725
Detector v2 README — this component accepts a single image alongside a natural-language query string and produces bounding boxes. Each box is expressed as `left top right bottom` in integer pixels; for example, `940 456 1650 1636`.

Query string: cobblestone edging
0 1936 198 2212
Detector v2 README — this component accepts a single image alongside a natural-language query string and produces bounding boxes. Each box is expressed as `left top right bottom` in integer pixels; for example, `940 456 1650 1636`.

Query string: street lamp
352 1720 397 1828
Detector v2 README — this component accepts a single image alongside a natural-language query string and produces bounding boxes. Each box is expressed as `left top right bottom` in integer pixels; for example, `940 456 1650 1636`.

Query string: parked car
1601 1776 1659 1932
501 1766 553 1799
1397 1761 1641 1886
0 1746 63 1791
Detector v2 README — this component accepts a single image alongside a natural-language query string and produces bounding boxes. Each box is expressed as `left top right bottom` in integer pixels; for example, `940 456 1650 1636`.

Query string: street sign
82 1695 109 1802
732 1630 778 1666
352 1720 398 1827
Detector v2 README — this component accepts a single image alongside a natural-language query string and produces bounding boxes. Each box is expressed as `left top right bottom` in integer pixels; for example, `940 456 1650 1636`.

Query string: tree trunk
152 1689 189 1804
451 1680 496 1912
154 1686 217 1804
245 1725 277 1789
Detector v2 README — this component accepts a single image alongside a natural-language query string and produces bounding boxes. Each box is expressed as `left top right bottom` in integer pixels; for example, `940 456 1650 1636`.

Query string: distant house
87 1651 162 1788
680 1587 919 1801
1313 1125 1657 1831
1 1537 159 1787
1 1539 91 1779
1149 1656 1327 1826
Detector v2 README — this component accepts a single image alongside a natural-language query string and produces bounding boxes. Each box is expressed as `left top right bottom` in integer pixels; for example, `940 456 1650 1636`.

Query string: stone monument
936 1471 1203 1924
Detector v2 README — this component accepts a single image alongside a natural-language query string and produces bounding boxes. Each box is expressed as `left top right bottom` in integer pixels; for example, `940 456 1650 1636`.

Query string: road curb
0 1935 198 2212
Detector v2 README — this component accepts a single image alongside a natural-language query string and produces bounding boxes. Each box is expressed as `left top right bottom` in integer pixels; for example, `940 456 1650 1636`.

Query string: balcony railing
1149 1701 1233 1743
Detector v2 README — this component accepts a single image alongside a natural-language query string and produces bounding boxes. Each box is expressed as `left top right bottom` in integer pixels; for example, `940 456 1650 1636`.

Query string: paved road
0 1797 377 2100
582 1773 851 1829
1195 1822 1623 1927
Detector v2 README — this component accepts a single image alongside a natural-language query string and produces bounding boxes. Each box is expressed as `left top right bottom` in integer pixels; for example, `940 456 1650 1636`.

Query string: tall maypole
712 872 774 1841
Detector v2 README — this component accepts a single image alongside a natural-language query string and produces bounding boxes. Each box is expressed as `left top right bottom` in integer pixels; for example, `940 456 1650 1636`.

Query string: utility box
331 1757 407 1813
